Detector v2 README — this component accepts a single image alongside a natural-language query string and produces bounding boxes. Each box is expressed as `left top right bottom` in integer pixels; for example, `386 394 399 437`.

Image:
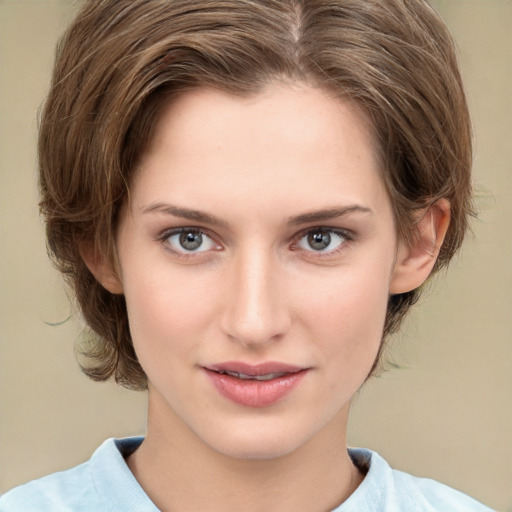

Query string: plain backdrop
0 1 510 510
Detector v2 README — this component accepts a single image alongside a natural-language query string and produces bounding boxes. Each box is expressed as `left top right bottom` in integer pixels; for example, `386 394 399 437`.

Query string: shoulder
335 448 495 512
0 437 154 512
0 460 97 512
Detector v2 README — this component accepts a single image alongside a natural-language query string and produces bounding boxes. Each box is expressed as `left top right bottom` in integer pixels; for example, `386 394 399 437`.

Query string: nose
220 249 292 349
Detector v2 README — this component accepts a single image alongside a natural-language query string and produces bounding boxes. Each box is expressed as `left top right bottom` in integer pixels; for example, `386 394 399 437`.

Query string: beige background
0 1 510 510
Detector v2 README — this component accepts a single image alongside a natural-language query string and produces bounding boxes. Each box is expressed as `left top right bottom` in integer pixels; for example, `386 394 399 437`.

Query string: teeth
254 372 287 381
220 371 287 381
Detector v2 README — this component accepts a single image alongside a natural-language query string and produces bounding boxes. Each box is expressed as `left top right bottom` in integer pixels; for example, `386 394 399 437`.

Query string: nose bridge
221 245 290 347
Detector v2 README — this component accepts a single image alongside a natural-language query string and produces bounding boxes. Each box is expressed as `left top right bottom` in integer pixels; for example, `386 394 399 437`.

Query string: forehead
147 83 377 164
132 83 391 222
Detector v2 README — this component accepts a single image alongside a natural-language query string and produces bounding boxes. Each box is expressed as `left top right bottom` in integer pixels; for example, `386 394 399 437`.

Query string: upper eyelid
158 227 220 258
158 225 352 238
158 226 214 240
156 226 354 254
291 227 354 256
158 227 219 249
294 226 354 240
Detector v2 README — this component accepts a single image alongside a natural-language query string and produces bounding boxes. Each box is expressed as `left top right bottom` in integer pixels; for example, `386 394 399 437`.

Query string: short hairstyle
39 0 472 390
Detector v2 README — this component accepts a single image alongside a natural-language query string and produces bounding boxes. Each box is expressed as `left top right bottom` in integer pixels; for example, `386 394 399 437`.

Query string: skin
88 83 449 512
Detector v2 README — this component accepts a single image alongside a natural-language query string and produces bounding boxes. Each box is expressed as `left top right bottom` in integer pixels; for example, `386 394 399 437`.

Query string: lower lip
204 369 308 408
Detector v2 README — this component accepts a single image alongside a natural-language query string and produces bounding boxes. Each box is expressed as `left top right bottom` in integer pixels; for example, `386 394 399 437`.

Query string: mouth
203 362 309 407
213 370 290 381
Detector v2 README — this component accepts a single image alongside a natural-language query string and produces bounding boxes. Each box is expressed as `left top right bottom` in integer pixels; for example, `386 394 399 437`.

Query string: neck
128 393 363 512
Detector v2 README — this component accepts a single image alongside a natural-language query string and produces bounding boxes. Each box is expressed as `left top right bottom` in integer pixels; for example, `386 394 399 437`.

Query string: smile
203 362 309 408
216 370 288 381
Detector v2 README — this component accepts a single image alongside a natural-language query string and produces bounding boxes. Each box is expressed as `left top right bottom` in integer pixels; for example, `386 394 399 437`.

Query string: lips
203 362 308 408
216 370 288 381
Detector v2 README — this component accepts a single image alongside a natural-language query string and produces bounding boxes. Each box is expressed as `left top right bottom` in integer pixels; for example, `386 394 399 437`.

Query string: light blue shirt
0 437 494 511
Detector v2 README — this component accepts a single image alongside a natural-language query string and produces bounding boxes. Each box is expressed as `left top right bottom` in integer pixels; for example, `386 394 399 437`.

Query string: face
114 84 402 459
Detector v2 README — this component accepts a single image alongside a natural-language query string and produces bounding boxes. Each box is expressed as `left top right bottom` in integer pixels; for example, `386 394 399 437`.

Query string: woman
0 0 494 510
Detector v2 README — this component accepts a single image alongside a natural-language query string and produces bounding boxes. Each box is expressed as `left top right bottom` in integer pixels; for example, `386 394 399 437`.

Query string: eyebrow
141 202 372 227
287 205 373 226
141 202 229 228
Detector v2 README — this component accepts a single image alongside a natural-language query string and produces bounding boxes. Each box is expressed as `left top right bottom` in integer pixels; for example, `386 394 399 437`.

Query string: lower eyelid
292 229 353 254
159 228 222 256
157 227 353 257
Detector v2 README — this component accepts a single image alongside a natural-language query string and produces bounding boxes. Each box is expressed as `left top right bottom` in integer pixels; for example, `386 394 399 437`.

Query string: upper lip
204 361 306 376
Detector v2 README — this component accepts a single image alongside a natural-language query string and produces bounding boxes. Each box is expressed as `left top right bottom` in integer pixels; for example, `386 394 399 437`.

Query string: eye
163 228 219 254
296 228 348 253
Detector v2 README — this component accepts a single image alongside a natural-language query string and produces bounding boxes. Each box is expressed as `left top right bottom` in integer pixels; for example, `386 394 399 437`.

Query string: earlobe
390 199 450 294
79 243 124 295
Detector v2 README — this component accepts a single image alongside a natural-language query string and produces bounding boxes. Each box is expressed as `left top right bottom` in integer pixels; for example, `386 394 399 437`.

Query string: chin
200 420 318 461
214 438 300 461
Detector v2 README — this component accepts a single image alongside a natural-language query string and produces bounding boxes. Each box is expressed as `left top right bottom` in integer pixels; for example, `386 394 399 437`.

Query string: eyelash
157 226 354 260
158 227 221 259
291 227 354 259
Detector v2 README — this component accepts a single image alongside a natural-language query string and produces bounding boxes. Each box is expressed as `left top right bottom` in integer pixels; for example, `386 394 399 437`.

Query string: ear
79 243 124 295
390 199 450 294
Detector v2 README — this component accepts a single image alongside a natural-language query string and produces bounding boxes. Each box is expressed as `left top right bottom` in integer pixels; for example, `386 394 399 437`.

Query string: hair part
39 0 473 390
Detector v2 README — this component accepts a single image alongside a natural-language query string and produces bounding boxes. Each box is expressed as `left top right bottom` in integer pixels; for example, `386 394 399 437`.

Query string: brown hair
39 0 472 390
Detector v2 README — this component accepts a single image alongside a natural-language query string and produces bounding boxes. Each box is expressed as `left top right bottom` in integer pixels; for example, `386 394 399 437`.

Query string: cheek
296 260 391 361
121 263 220 357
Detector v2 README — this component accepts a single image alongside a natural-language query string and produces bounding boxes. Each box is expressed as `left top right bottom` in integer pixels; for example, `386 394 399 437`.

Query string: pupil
179 231 202 250
308 231 331 250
